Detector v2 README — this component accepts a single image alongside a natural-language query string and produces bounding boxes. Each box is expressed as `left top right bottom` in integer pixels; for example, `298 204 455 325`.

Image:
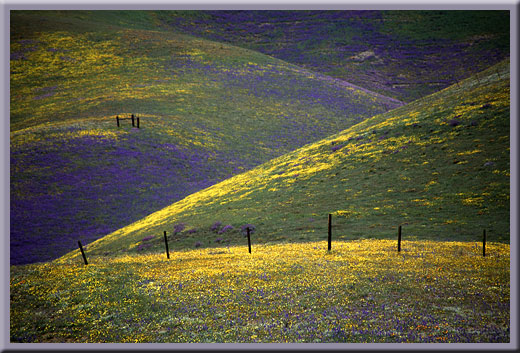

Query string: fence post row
164 231 170 259
78 240 88 265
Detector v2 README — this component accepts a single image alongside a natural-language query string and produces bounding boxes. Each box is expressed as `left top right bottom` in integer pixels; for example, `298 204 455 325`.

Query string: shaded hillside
159 10 509 102
56 60 510 263
10 11 400 265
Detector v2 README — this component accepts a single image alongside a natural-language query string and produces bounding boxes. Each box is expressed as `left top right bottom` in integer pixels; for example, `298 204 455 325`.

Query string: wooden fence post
78 240 88 265
483 229 486 257
137 117 140 129
328 214 332 251
131 114 135 127
397 225 402 252
247 227 252 254
116 116 120 127
164 231 170 259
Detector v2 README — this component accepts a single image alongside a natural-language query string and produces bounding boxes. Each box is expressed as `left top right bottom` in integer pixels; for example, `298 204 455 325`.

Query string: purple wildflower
142 235 154 242
194 241 202 248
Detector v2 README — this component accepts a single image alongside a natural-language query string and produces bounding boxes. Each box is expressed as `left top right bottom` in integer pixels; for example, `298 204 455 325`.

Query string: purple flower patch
60 56 76 62
187 228 198 234
194 241 202 248
10 52 26 60
137 242 153 251
218 225 234 234
173 223 186 234
142 235 154 242
33 92 56 100
448 119 461 127
241 224 256 236
211 221 222 233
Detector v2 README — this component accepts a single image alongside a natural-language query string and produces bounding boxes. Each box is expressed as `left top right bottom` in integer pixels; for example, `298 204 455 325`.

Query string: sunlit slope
56 60 510 263
10 11 401 265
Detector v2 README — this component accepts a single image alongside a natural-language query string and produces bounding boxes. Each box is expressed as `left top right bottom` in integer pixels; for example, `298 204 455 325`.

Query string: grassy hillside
10 11 401 265
55 59 509 263
159 10 510 102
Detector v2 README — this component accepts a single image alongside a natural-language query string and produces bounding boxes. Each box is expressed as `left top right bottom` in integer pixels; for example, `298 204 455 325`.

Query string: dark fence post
131 114 135 127
116 115 120 127
247 227 252 254
328 214 332 251
137 117 140 129
78 240 88 265
452 76 460 89
164 231 170 259
483 229 486 257
397 225 402 252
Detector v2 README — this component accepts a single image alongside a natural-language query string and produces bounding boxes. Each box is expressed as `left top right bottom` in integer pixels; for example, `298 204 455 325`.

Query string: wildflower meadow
9 10 511 345
11 240 509 343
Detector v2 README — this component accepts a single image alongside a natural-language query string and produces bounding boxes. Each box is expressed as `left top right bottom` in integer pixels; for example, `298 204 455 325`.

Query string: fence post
483 229 486 257
164 231 170 259
397 225 402 252
247 227 252 254
78 240 88 265
116 115 120 127
131 114 135 127
452 76 460 89
328 214 332 251
137 117 140 129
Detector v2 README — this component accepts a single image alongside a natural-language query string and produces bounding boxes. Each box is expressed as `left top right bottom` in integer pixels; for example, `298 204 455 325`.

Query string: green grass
11 10 402 264
56 59 509 263
9 11 510 343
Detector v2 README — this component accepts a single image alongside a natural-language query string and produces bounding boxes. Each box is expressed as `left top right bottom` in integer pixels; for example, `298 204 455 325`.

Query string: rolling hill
10 11 401 265
158 10 510 102
56 59 510 264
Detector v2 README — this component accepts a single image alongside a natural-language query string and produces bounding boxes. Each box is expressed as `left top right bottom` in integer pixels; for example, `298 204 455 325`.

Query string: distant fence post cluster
116 114 140 128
